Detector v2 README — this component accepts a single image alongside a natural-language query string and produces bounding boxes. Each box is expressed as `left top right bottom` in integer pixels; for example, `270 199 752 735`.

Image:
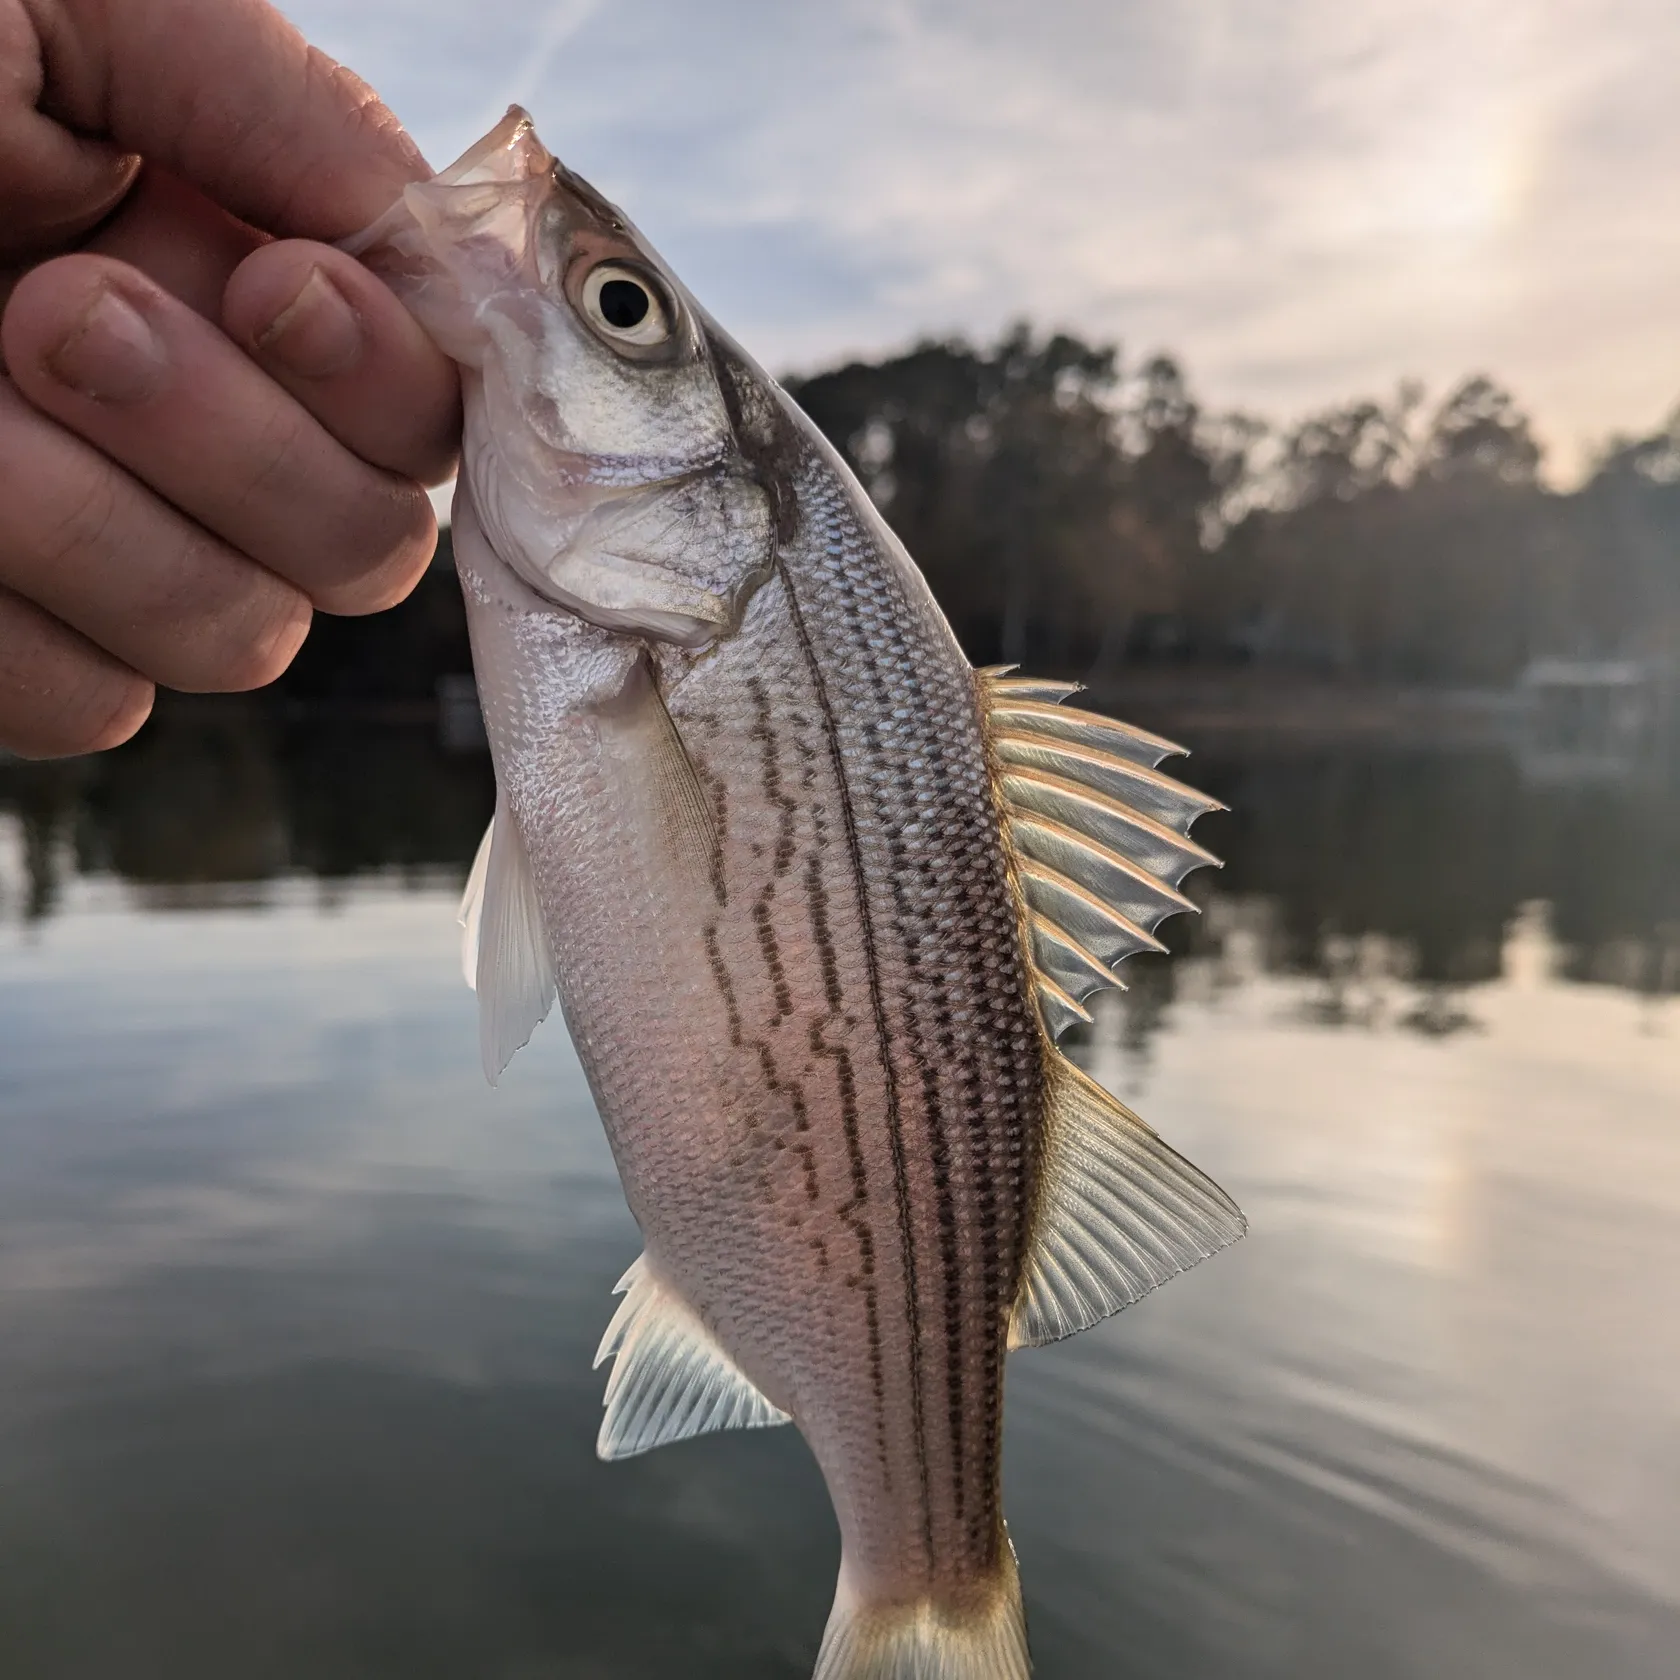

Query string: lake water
1 713 1676 1678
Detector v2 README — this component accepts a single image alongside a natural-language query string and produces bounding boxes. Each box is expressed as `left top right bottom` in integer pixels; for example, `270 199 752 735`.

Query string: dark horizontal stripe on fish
780 555 931 1537
852 595 969 1544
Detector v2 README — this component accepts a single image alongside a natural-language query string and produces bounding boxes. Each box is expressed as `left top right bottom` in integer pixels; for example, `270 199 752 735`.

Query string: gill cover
344 108 774 648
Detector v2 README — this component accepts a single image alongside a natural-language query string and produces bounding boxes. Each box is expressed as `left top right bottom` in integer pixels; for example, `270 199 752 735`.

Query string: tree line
255 324 1680 704
788 329 1680 686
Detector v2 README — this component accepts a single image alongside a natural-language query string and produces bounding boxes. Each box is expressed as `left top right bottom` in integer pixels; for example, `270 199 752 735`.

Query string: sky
284 0 1680 482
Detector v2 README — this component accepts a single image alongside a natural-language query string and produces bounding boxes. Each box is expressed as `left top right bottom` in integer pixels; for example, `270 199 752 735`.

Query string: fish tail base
813 1550 1030 1680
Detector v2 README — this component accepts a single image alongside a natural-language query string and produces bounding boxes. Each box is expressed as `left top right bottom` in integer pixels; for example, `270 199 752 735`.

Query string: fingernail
47 286 166 404
256 267 363 379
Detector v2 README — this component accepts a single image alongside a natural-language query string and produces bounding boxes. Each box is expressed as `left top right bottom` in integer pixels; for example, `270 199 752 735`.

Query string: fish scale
755 455 1045 1588
349 105 1244 1680
662 484 1040 1598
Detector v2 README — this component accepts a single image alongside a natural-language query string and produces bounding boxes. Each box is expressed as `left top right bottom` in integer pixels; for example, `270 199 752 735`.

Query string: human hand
0 0 461 758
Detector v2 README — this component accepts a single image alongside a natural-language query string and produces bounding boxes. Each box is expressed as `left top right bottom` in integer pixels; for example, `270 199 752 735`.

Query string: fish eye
579 263 672 348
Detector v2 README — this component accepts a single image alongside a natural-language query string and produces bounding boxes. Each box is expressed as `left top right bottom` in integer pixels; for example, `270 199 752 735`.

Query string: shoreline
1077 670 1529 746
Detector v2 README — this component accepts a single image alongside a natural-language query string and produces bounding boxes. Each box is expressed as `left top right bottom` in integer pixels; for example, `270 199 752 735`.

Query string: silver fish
347 109 1244 1679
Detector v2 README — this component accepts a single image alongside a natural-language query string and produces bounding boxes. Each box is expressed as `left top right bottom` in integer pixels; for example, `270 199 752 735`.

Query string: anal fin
1011 1054 1246 1348
593 1255 790 1460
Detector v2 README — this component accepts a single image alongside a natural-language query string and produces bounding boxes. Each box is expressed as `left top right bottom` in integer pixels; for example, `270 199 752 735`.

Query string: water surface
0 717 1675 1678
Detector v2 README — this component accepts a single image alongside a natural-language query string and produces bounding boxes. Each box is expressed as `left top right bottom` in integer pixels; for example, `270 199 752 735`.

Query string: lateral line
779 560 933 1547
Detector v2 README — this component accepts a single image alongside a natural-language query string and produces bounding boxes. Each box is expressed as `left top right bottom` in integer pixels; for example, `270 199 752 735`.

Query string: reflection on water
0 711 495 923
0 712 1676 1678
4 710 1676 1022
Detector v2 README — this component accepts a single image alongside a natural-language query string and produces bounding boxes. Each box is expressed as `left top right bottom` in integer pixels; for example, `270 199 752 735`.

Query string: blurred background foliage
787 328 1680 684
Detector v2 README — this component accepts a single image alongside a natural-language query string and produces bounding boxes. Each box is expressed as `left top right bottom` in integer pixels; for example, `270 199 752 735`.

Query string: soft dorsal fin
458 792 556 1084
593 1255 790 1460
978 667 1223 1039
1011 1056 1247 1347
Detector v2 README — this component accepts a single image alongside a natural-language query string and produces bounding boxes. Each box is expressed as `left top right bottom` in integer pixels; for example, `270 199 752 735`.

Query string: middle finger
0 380 312 694
2 253 436 615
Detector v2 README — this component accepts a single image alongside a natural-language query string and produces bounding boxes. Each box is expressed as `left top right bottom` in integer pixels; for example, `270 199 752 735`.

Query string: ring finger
0 585 154 759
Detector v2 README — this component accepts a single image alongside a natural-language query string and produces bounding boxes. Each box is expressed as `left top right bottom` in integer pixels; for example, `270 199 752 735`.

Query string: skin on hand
0 0 462 758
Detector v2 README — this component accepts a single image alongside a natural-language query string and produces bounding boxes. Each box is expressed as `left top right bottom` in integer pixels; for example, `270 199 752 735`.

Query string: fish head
347 108 784 648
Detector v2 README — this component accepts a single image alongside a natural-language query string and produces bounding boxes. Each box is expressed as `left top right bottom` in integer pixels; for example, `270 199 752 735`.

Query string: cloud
282 0 1680 477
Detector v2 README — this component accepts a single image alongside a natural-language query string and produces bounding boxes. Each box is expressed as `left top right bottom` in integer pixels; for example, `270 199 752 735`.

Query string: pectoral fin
597 657 719 885
459 792 556 1084
593 1255 789 1460
458 817 495 988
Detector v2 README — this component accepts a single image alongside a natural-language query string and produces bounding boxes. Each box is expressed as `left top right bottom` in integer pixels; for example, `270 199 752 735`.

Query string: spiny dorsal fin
593 1255 790 1460
1010 1055 1247 1348
978 666 1223 1040
459 793 557 1085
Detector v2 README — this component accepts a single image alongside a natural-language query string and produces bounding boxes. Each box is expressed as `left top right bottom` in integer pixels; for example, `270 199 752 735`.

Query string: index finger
223 239 461 486
23 0 428 239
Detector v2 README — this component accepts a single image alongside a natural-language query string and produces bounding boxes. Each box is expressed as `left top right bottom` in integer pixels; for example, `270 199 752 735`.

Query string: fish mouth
341 106 554 262
434 107 552 191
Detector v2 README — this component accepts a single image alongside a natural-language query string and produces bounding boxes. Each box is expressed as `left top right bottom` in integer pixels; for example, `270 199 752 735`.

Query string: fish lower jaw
535 589 723 649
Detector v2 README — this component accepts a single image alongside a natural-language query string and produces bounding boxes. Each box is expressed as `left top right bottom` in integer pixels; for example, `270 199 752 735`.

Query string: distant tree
789 327 1211 666
789 334 1680 686
1593 402 1680 486
1419 376 1543 485
1123 356 1214 542
1275 384 1422 507
1207 375 1574 682
1578 401 1680 666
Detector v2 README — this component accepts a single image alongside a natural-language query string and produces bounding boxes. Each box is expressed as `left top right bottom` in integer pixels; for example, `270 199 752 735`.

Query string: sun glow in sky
286 0 1680 480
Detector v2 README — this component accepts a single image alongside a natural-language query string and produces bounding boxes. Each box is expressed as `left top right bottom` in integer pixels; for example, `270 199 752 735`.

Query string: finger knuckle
31 667 154 759
175 580 311 695
236 407 313 511
314 488 435 615
34 472 123 573
121 533 311 695
75 673 155 754
219 591 313 691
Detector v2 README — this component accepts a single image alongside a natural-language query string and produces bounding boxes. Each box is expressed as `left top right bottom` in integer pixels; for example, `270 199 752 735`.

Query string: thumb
16 0 429 242
0 6 139 259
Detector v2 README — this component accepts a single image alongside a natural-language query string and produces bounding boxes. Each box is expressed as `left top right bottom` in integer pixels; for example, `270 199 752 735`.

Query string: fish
344 108 1245 1679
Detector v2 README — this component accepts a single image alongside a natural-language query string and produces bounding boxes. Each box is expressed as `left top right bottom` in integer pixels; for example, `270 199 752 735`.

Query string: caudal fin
812 1549 1030 1680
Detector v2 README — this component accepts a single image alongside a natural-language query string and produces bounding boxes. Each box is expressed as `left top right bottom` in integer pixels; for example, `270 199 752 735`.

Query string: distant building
436 674 488 755
1517 658 1661 780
